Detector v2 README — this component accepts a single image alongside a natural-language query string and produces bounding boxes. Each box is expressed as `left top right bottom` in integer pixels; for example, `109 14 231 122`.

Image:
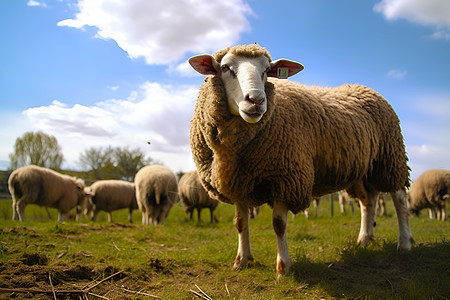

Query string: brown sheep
178 170 219 222
189 43 413 278
135 165 178 225
408 169 450 221
88 180 138 223
8 165 90 221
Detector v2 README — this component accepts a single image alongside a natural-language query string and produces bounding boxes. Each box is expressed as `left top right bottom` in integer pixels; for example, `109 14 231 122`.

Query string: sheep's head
189 44 304 123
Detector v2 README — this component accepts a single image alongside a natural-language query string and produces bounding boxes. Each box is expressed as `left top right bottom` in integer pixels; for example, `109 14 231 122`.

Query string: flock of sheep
7 44 449 279
8 164 218 224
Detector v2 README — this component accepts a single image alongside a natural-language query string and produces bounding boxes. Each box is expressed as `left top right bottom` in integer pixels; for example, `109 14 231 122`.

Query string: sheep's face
219 54 270 123
189 49 304 124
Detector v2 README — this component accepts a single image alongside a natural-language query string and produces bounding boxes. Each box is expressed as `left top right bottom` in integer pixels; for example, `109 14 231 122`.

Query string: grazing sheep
178 170 219 223
135 165 178 225
8 165 90 222
189 43 413 278
88 180 138 223
338 190 355 215
408 169 449 221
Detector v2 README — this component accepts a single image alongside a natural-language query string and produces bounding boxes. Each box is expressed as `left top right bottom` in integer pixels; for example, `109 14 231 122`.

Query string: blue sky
0 0 449 180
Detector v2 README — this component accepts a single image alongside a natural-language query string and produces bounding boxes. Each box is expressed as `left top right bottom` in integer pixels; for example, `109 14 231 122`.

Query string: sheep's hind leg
357 184 378 246
233 202 253 269
391 190 414 251
273 201 291 279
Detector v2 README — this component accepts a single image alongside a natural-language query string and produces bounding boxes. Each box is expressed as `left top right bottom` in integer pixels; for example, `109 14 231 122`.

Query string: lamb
8 165 91 222
188 43 413 278
178 170 219 223
134 165 178 225
408 169 449 221
87 180 138 223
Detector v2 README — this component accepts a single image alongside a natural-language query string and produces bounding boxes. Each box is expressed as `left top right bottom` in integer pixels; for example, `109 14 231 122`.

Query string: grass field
0 197 449 299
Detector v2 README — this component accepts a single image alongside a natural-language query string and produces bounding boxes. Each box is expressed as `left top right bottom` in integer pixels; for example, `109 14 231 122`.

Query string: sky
0 0 449 180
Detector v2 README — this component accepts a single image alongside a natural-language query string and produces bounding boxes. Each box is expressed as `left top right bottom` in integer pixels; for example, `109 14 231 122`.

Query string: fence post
330 193 334 217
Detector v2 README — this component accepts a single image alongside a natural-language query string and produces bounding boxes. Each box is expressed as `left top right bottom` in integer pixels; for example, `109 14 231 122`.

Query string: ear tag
277 67 289 79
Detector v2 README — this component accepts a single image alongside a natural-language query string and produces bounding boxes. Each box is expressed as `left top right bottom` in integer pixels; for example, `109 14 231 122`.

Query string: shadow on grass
292 241 450 299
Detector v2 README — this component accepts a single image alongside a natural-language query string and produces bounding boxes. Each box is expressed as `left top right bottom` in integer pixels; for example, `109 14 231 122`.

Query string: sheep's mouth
239 110 264 123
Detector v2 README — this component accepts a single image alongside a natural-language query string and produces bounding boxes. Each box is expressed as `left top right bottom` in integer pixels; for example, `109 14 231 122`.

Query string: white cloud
21 82 199 172
107 85 120 91
374 0 450 40
27 0 47 7
387 69 407 78
57 0 252 65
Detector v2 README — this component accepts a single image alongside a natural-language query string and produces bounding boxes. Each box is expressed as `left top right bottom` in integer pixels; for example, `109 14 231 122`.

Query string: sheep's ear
268 59 304 79
188 55 219 75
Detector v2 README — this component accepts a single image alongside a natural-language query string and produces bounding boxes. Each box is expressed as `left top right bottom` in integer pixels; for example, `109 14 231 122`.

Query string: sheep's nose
245 90 265 106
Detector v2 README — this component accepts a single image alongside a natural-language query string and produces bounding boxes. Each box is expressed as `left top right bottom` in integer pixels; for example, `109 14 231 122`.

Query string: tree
9 131 64 169
79 146 153 180
79 146 114 180
114 147 152 181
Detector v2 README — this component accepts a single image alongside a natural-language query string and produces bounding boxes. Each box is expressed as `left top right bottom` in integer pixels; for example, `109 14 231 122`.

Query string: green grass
0 198 449 299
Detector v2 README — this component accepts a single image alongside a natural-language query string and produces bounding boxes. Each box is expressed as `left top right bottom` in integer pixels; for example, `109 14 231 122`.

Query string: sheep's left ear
268 59 304 79
188 55 220 75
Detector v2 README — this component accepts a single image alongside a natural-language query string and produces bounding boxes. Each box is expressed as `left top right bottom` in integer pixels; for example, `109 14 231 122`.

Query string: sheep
338 190 355 215
134 165 178 225
87 180 138 223
408 169 449 221
8 165 91 222
178 170 219 223
188 43 413 278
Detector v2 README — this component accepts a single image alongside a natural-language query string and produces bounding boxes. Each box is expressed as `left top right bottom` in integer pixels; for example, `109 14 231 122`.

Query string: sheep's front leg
273 201 291 279
233 202 253 269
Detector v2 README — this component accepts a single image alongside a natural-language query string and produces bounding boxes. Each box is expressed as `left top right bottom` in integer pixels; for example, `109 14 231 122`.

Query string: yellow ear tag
277 67 289 79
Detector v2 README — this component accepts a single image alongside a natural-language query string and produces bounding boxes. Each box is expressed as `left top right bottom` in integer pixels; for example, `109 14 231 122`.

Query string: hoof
233 254 253 269
397 237 414 252
357 235 374 246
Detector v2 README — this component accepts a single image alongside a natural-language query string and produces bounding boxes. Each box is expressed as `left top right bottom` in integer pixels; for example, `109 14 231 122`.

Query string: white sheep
87 180 138 223
189 44 413 278
8 165 91 222
178 170 219 223
134 165 178 225
408 169 449 221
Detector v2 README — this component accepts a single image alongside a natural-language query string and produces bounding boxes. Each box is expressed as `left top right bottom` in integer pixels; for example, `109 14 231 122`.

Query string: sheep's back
90 180 136 211
409 169 450 208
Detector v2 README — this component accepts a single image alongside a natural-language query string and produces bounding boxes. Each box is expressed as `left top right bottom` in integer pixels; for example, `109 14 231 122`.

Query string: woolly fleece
408 169 450 212
190 46 409 214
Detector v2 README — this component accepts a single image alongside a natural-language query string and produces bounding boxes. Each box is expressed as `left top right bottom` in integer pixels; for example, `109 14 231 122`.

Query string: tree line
8 131 156 181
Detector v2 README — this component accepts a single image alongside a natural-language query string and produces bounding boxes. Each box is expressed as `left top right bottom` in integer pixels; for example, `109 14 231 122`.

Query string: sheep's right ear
188 55 219 75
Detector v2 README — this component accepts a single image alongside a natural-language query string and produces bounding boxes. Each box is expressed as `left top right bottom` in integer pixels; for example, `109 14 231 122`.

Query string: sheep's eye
221 64 230 72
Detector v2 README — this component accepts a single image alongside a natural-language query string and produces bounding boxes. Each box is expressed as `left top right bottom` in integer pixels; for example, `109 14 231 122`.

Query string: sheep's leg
197 208 202 222
92 209 100 221
442 202 447 221
428 208 436 219
107 212 112 223
189 209 194 221
233 202 253 269
357 189 378 246
314 199 319 217
17 201 26 222
339 195 346 214
57 210 69 222
391 190 414 251
128 208 133 223
11 200 18 220
209 208 215 223
273 201 290 279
